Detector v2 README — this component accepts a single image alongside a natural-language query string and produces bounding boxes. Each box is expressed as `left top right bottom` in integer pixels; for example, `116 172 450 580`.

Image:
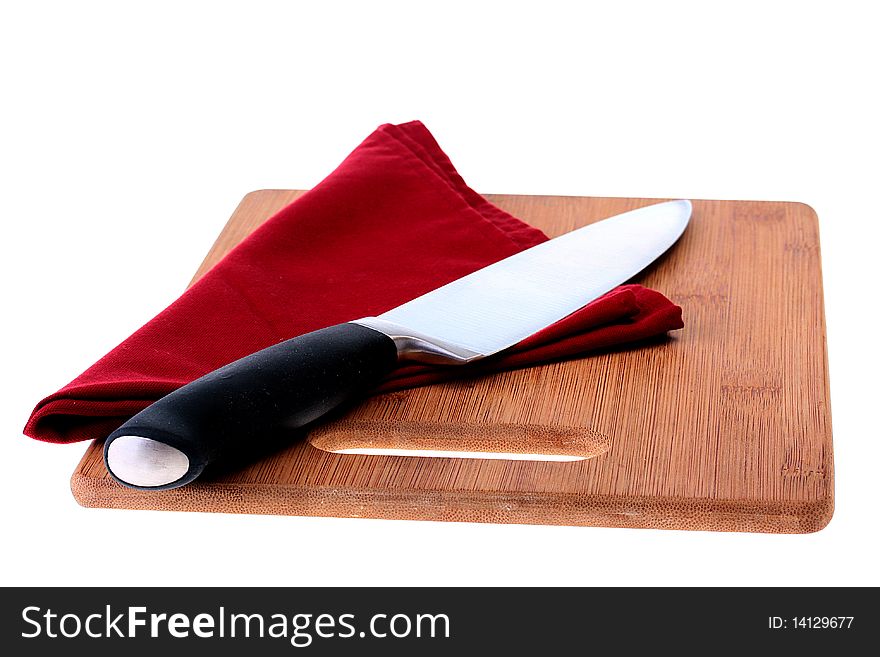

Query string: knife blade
105 199 691 490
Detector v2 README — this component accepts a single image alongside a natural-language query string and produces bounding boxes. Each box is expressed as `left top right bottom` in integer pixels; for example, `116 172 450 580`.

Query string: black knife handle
103 322 398 490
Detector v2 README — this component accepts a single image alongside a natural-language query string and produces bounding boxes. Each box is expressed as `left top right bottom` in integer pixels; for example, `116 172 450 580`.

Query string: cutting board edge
239 190 822 217
70 468 833 534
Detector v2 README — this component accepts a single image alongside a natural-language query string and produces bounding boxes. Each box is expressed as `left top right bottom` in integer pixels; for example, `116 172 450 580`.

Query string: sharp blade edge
377 199 691 356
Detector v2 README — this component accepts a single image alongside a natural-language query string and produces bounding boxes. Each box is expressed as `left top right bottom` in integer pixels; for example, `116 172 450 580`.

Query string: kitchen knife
104 199 692 490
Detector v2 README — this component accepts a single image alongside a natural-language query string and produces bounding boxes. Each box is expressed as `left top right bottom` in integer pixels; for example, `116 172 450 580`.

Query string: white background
2 1 877 586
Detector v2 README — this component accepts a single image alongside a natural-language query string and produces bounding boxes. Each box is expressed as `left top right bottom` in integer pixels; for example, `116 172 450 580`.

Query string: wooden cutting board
71 191 833 533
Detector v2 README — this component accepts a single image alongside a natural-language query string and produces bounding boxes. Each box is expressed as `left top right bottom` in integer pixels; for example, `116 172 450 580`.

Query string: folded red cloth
24 121 683 444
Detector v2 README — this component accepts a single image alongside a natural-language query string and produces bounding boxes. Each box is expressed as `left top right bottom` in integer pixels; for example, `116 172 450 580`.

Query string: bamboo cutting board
71 191 834 533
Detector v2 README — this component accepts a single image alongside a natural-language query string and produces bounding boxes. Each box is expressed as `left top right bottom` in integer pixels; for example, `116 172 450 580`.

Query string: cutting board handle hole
308 422 612 461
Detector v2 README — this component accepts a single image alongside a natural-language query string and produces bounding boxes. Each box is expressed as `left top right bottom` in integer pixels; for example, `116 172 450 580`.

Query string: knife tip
670 199 693 229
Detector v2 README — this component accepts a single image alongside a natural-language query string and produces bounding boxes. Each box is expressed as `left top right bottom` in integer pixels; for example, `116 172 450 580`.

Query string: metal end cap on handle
105 435 198 489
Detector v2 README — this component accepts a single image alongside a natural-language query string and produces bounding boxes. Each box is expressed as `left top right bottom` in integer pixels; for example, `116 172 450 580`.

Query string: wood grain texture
71 191 834 533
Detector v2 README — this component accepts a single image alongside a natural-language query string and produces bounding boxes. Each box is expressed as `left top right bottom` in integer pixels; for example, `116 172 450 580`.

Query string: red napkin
24 121 683 444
